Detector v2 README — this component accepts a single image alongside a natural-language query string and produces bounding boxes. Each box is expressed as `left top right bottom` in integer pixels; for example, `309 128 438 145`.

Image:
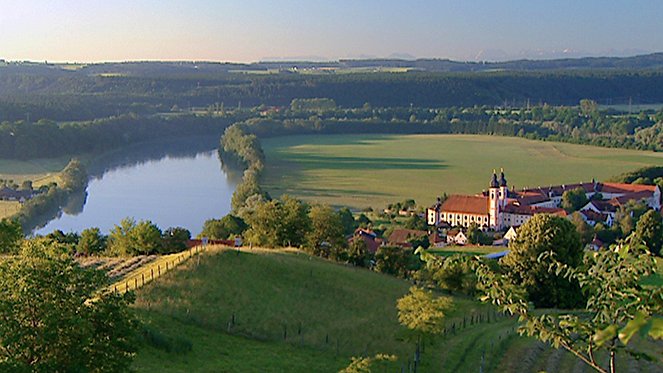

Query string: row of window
440 213 489 223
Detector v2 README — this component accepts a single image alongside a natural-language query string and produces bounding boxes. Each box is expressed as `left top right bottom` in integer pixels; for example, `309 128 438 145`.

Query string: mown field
0 157 69 219
131 247 662 372
261 134 663 209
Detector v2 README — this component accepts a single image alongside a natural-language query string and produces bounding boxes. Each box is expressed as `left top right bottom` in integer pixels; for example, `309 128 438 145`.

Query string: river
34 140 238 236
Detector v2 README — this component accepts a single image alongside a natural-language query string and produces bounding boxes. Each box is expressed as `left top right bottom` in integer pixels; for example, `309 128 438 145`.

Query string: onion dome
499 168 507 187
490 170 499 188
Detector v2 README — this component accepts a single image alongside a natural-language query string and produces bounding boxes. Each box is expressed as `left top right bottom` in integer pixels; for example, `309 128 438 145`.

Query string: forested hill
3 54 663 122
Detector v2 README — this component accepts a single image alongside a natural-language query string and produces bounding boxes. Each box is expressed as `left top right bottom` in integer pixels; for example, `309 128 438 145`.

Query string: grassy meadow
131 247 662 372
261 134 663 209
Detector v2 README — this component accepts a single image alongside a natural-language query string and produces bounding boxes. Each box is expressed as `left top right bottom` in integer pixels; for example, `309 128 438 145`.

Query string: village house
427 169 661 231
349 228 383 253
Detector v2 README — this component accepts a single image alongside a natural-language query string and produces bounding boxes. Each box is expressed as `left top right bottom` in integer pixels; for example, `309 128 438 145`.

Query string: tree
561 187 589 212
0 218 23 254
306 204 346 258
132 220 163 254
632 209 663 256
0 240 137 372
107 217 163 256
346 238 370 267
476 244 663 373
427 254 477 295
337 207 356 235
339 354 397 373
162 227 191 253
500 214 584 308
244 200 282 247
374 246 415 278
580 99 598 116
396 286 453 335
199 215 247 240
244 197 311 248
466 222 492 245
279 195 310 247
77 227 107 256
615 200 648 236
570 211 594 245
404 214 427 231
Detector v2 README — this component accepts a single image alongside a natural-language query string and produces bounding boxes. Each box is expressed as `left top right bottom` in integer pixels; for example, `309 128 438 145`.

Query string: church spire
490 169 499 188
499 168 507 187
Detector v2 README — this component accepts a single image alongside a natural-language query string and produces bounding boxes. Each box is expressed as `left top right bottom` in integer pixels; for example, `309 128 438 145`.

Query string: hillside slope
131 247 662 372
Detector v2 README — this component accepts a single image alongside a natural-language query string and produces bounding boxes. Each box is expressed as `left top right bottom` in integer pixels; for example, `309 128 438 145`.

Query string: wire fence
102 244 208 296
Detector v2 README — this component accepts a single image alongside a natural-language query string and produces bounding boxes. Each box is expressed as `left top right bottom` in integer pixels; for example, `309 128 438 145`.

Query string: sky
1 0 662 63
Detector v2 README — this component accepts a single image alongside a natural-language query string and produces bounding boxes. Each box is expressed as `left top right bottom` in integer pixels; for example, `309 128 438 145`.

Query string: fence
102 244 208 296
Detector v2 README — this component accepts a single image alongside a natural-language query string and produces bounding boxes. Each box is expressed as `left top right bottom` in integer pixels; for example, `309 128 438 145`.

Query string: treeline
229 100 663 151
610 165 663 185
13 159 88 232
4 68 663 122
218 125 267 212
0 114 241 159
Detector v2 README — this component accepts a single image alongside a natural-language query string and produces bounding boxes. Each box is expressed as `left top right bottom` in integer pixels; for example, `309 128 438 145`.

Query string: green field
261 134 663 209
132 247 662 372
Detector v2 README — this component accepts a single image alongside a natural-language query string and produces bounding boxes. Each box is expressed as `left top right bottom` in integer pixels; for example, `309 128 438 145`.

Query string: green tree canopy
500 214 585 308
396 286 453 335
107 217 163 256
199 214 247 240
0 218 23 254
306 204 346 259
77 227 107 256
632 209 663 256
561 187 589 212
162 227 191 254
0 240 138 372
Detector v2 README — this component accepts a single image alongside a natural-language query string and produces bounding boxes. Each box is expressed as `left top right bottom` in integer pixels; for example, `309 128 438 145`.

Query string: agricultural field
131 247 662 372
262 134 663 209
0 157 70 185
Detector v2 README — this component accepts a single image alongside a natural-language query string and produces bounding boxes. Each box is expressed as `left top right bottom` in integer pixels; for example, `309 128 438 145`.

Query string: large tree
77 227 107 256
500 214 585 308
0 240 137 372
632 209 663 256
199 214 247 240
0 218 23 254
306 204 346 258
561 187 589 212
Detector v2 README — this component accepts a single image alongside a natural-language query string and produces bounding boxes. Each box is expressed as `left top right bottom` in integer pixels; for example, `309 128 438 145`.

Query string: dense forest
3 59 663 123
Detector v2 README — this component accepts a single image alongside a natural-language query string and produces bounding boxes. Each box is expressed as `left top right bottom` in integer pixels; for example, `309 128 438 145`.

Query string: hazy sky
1 0 662 62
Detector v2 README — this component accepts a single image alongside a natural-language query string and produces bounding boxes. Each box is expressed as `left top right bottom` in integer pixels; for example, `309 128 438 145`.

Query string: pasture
261 134 663 209
131 247 662 372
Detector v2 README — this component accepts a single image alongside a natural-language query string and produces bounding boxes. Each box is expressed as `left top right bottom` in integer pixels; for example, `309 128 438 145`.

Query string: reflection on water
34 140 237 236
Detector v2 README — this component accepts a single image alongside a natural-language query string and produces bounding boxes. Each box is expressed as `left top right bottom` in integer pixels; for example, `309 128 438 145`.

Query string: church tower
489 170 500 230
499 168 508 210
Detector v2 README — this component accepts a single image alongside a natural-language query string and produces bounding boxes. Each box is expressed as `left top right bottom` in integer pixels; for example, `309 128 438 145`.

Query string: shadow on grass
275 153 448 171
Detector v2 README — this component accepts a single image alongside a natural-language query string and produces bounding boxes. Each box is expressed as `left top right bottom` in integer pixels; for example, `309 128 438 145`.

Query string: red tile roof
388 229 428 245
440 195 489 215
601 182 657 194
503 203 567 216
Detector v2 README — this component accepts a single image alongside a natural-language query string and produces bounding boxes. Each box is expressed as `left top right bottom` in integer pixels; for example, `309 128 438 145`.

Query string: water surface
35 150 236 236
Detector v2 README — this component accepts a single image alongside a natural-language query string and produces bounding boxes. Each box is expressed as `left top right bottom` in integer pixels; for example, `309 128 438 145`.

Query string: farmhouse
427 170 661 231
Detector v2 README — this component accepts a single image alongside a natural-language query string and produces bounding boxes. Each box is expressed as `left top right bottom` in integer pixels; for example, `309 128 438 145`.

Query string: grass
130 247 663 372
133 247 490 372
429 245 506 257
133 310 348 373
261 134 663 209
0 200 21 220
